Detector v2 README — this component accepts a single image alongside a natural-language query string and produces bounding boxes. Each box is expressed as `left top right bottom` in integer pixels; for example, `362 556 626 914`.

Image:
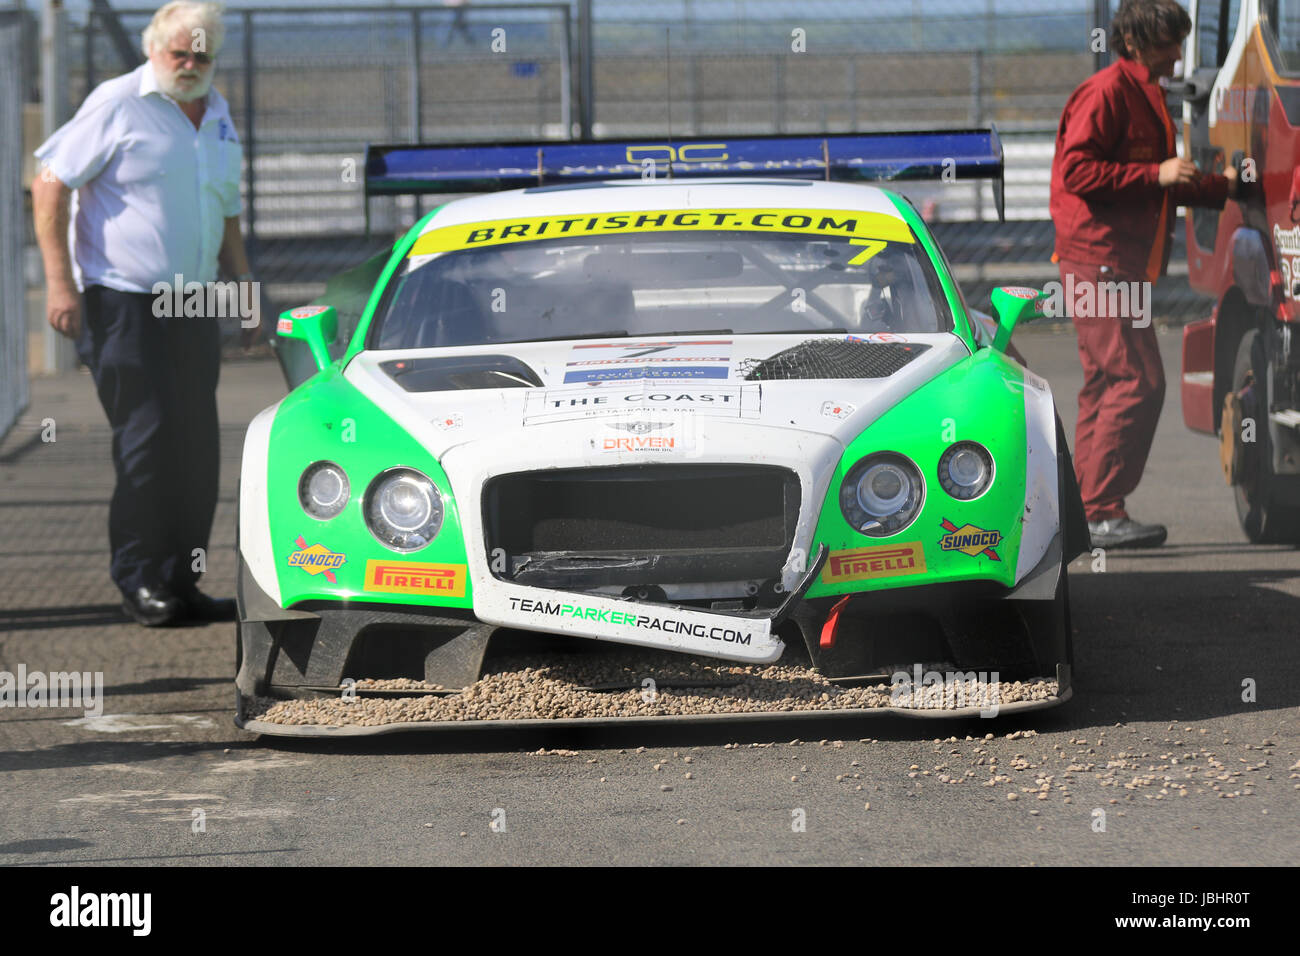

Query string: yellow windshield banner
408 208 914 257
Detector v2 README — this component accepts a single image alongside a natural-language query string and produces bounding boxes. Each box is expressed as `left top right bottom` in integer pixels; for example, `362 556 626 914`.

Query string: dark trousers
77 285 222 596
1059 261 1166 522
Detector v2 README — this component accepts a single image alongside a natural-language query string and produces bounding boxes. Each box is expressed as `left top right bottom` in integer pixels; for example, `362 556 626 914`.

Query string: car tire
1231 329 1300 543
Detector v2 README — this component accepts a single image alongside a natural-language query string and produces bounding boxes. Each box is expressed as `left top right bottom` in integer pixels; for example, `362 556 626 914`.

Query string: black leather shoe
122 586 186 627
179 590 237 622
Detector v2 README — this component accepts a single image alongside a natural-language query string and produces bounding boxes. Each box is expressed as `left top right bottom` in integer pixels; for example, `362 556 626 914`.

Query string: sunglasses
167 49 213 66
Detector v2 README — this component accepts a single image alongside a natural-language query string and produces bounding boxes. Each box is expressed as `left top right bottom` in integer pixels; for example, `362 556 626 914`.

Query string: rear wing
364 128 1005 222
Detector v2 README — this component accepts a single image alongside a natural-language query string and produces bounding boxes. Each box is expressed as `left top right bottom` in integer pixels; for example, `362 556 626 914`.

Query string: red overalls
1049 56 1228 521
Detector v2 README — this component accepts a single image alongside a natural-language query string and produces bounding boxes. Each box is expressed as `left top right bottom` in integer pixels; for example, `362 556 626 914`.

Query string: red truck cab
1179 0 1300 541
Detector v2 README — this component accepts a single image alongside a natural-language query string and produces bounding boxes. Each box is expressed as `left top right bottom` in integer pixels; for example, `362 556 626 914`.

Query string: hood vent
379 355 544 392
741 339 930 381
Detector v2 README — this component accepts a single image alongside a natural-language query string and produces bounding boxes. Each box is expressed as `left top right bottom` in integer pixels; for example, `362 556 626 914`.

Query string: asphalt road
0 325 1297 866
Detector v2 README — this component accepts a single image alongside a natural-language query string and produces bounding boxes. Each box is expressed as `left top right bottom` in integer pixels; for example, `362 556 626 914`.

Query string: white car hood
344 332 969 602
344 332 968 460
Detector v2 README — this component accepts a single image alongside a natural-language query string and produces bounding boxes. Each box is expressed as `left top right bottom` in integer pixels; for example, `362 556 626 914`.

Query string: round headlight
299 462 349 519
365 468 443 551
840 452 924 536
938 441 994 500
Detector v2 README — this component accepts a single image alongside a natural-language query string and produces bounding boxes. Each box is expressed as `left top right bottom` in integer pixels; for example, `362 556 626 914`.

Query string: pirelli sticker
822 542 926 584
364 560 467 597
409 208 914 257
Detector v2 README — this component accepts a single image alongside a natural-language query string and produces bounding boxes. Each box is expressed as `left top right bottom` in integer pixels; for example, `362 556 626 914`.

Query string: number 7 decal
847 239 887 265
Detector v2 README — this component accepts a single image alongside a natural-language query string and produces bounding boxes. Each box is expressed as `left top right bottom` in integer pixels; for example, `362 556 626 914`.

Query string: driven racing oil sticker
364 560 468 597
821 542 926 583
288 537 346 583
408 208 914 257
938 519 1002 561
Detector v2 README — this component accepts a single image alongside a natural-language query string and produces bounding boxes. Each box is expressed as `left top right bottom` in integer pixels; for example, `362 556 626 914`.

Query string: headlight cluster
937 441 994 500
299 461 349 519
364 468 444 551
298 462 444 552
840 453 924 536
840 442 996 536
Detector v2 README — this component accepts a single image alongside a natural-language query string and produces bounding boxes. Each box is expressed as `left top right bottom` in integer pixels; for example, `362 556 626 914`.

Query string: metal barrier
0 11 29 439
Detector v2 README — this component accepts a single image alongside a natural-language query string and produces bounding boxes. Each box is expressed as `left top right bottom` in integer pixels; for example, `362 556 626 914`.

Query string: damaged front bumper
236 545 829 700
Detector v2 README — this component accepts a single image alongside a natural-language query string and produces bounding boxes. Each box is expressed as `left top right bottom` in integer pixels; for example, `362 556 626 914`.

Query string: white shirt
34 62 243 293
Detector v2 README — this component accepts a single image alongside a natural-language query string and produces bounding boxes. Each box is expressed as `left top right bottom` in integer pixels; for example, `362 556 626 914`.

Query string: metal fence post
559 3 572 137
409 9 422 143
0 10 28 435
410 8 422 220
774 54 784 132
85 7 95 93
970 48 984 221
849 56 858 130
41 0 73 373
577 0 593 137
242 10 255 265
689 53 700 135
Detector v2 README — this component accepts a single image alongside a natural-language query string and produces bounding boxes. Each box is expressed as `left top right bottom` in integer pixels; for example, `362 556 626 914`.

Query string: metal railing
1 11 29 438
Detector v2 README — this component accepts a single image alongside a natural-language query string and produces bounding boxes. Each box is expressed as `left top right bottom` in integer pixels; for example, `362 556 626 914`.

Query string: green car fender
805 346 1032 598
263 366 473 610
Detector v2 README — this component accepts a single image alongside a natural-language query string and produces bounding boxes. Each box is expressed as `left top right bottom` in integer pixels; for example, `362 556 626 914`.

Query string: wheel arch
1213 285 1261 433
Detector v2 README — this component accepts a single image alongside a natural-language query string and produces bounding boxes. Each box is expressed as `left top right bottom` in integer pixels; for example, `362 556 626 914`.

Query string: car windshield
369 222 953 350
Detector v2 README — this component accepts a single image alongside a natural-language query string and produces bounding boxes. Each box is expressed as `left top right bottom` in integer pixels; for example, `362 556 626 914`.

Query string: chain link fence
78 4 574 309
1 11 29 440
43 0 1206 322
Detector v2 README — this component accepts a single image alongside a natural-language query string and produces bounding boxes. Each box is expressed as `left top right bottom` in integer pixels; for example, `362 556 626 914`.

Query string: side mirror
1167 67 1218 107
989 286 1048 353
277 305 338 372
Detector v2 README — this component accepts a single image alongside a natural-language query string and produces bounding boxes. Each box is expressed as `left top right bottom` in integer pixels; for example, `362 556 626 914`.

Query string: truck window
1196 0 1242 69
1270 0 1300 73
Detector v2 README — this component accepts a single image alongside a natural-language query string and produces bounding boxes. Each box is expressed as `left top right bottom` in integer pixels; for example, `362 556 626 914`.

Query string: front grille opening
484 465 800 589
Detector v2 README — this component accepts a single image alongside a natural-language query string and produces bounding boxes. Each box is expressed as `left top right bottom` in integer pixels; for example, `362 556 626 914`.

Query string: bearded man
31 1 250 625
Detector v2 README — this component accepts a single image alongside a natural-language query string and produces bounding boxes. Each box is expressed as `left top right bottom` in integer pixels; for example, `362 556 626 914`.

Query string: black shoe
179 589 237 622
122 586 186 627
1087 517 1168 549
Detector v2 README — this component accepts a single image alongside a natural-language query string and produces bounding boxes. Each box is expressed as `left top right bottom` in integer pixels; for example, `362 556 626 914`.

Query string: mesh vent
740 339 930 381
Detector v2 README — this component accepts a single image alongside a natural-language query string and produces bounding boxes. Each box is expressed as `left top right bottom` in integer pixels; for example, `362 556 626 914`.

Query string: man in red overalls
1050 0 1237 548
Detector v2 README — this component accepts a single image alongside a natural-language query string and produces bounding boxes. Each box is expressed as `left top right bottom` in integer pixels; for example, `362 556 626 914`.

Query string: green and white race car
236 132 1089 731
